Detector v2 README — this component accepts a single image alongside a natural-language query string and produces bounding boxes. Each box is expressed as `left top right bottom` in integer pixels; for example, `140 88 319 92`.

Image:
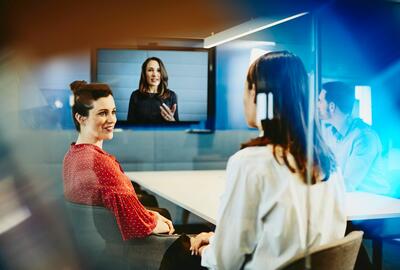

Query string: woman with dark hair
190 51 346 269
63 80 175 240
127 57 179 123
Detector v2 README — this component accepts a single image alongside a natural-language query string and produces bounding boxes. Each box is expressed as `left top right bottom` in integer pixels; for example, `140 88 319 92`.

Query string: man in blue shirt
318 81 390 195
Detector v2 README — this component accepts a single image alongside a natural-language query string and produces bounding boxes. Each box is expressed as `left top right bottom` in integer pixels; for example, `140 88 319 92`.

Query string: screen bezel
91 45 215 129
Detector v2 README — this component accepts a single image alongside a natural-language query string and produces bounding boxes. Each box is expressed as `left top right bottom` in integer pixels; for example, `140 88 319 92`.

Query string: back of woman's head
70 80 113 131
245 51 335 183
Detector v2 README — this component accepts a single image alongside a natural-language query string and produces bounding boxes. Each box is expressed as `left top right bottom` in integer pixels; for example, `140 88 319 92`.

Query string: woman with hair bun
63 80 174 240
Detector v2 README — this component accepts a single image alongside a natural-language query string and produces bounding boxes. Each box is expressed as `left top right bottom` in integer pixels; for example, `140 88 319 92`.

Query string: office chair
280 231 363 270
63 200 179 270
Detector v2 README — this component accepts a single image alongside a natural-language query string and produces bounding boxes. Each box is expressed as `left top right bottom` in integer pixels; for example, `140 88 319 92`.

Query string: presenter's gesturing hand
160 103 176 122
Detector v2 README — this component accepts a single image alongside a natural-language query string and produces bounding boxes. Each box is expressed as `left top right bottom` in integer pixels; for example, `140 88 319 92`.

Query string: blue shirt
322 118 390 195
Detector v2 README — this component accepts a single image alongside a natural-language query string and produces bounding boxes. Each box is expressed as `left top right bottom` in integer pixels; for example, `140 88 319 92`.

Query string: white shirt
201 146 346 270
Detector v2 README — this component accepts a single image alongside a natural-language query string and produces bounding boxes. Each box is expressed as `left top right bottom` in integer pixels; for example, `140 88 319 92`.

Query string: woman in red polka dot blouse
63 80 174 240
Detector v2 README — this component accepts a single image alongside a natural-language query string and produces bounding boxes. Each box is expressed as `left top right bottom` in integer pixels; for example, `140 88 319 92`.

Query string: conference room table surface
126 170 400 224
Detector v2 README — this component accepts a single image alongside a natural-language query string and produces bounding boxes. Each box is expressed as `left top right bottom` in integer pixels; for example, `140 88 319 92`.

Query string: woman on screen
63 80 175 240
189 51 346 269
127 57 179 123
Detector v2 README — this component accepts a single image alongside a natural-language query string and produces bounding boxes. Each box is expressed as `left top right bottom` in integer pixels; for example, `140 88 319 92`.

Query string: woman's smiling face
79 95 117 142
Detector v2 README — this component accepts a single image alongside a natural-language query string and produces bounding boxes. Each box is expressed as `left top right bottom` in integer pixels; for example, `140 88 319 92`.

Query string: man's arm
342 132 381 191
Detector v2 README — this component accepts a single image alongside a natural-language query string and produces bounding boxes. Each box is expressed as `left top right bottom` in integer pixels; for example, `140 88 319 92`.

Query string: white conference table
126 170 400 224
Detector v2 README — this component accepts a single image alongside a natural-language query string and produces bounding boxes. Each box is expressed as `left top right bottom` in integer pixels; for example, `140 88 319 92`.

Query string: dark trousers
159 234 206 270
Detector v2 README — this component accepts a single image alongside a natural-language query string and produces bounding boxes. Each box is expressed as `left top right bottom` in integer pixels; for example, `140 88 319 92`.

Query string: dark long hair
70 80 113 132
138 57 170 99
242 51 336 184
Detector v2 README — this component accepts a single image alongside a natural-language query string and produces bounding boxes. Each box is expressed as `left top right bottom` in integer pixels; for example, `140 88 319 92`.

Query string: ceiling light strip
204 12 309 48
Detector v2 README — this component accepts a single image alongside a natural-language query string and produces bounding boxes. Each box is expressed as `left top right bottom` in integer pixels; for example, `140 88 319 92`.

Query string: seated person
318 81 390 195
63 80 174 240
127 57 179 123
189 51 347 269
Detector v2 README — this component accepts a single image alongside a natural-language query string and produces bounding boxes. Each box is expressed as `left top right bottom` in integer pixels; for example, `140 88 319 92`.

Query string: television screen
94 48 210 125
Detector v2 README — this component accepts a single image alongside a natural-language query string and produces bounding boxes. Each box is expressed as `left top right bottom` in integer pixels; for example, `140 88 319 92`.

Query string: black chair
132 180 159 208
64 201 179 270
281 231 363 270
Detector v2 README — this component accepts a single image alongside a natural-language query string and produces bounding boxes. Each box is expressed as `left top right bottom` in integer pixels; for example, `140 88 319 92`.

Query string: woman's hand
160 103 176 122
190 232 214 256
151 211 175 235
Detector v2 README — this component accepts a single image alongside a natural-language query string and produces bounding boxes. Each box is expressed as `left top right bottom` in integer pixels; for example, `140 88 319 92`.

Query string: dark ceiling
0 0 327 57
1 0 398 73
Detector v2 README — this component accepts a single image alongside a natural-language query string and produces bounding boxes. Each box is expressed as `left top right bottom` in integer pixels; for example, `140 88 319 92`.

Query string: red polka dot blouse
63 143 157 240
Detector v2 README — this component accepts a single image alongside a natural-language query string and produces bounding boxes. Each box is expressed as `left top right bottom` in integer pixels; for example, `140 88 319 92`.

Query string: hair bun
70 80 87 93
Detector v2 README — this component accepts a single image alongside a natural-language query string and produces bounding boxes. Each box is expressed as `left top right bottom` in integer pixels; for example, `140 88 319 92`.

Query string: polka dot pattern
63 143 157 240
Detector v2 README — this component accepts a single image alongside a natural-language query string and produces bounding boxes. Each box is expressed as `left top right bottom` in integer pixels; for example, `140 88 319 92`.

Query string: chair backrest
64 200 123 242
63 200 179 270
281 231 364 270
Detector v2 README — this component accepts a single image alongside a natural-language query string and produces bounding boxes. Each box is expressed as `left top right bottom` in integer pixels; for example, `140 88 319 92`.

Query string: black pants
132 180 160 207
159 234 206 270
